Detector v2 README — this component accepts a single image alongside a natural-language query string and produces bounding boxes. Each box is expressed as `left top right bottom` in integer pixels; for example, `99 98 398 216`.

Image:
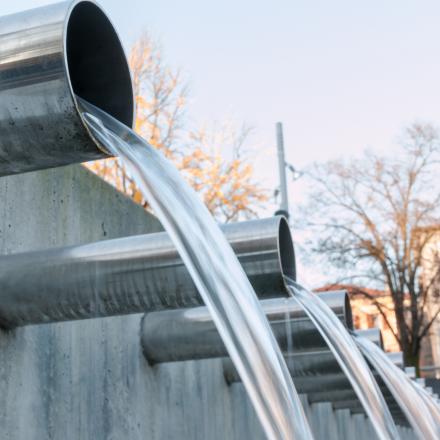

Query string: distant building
317 280 440 377
316 225 440 377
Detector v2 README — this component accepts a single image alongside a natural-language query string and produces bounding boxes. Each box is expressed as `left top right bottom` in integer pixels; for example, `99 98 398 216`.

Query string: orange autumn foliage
85 34 267 222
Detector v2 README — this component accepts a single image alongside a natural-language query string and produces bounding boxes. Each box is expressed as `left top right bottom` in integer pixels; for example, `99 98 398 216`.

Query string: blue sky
3 1 440 283
4 1 440 188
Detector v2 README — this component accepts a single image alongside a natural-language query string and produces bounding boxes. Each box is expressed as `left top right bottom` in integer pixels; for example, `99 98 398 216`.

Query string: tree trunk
404 347 420 376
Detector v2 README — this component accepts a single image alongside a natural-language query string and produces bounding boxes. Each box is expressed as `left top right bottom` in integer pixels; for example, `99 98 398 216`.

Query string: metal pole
275 122 289 219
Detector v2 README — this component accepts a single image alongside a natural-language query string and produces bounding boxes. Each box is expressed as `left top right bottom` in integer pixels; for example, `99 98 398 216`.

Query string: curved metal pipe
0 216 294 328
0 0 134 176
141 290 352 364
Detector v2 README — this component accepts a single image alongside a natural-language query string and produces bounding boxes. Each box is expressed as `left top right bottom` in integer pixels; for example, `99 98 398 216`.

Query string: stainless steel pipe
223 328 381 387
0 0 133 176
141 290 352 364
305 352 404 404
0 216 295 328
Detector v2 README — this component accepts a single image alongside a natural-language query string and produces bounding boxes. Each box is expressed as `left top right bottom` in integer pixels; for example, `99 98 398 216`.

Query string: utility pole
275 122 289 219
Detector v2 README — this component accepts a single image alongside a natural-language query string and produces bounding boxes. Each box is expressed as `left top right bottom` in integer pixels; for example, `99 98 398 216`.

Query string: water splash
285 278 399 440
355 333 439 438
78 98 313 440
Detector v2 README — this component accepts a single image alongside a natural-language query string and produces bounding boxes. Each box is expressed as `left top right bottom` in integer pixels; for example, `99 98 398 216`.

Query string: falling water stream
77 98 313 440
412 380 440 427
285 278 400 440
355 334 439 439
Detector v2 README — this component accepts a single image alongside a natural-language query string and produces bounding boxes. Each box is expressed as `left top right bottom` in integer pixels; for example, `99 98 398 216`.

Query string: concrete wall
0 165 414 439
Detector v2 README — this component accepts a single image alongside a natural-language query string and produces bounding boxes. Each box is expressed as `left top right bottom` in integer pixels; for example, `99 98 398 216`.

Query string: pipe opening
279 217 296 280
344 293 354 330
378 329 384 349
66 1 134 128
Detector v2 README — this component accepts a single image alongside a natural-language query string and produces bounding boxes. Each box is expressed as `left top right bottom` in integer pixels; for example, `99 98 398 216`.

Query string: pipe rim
355 327 384 349
387 351 404 369
344 292 354 330
63 0 134 152
278 216 296 281
317 291 353 330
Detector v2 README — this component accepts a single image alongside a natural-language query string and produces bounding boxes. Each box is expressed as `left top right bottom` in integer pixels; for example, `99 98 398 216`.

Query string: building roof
316 283 387 299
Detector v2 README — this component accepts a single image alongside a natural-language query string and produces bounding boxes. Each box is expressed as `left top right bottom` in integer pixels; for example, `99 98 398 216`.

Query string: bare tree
86 33 267 221
303 123 440 368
